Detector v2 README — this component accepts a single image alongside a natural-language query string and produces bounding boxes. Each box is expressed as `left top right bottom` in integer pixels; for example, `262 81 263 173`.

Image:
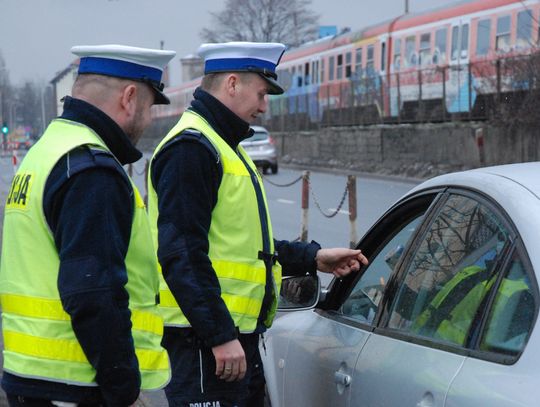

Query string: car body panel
263 162 540 407
241 125 278 173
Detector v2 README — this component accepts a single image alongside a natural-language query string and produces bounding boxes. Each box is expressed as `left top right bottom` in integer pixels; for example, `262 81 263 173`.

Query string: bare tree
200 0 319 48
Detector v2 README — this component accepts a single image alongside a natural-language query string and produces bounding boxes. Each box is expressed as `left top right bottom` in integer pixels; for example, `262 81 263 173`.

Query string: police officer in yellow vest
0 44 175 406
147 42 368 407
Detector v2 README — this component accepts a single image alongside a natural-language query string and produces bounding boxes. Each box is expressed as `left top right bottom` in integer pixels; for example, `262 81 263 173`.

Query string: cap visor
152 85 170 105
260 74 284 95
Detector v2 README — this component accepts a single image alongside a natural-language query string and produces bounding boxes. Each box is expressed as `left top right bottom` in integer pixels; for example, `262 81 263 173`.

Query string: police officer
0 44 175 406
147 41 368 407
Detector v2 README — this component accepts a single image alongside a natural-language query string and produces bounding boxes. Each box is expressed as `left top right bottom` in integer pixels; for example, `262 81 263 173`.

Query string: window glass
320 59 325 83
393 38 401 70
517 10 533 48
355 48 363 76
419 33 431 66
329 56 335 81
405 36 416 67
480 249 536 356
345 52 352 78
366 45 375 74
304 62 310 85
476 19 492 56
435 28 447 64
461 23 469 58
388 194 511 347
451 25 459 60
496 15 511 52
340 215 424 325
337 54 343 80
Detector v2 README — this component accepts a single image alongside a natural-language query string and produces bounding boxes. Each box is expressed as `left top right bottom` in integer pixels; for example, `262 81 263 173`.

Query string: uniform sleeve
44 150 140 406
152 139 238 347
274 239 321 277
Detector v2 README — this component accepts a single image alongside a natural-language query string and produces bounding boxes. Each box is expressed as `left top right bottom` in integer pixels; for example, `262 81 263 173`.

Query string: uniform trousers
162 328 265 407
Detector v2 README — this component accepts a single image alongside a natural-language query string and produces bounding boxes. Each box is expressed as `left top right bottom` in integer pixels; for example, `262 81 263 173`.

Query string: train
153 0 540 130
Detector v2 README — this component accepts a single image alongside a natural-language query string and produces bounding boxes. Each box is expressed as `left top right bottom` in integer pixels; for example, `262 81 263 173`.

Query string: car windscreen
244 131 269 142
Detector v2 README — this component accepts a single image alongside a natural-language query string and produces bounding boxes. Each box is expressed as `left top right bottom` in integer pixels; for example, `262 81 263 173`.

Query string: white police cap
71 44 176 104
197 41 286 95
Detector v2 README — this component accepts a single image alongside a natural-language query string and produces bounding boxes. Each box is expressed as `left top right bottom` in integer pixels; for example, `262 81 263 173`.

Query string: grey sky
0 0 460 87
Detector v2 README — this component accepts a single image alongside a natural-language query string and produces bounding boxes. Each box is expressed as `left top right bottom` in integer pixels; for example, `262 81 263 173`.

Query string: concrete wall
141 120 540 179
272 123 540 179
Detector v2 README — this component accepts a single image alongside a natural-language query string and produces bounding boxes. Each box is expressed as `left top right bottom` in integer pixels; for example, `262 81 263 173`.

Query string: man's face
125 85 154 145
230 74 269 124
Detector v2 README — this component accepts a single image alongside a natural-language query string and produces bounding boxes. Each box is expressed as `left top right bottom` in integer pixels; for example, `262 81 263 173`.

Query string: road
0 151 418 406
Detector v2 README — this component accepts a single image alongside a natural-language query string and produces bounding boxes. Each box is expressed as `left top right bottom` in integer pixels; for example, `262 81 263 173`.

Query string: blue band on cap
78 57 162 83
205 58 276 74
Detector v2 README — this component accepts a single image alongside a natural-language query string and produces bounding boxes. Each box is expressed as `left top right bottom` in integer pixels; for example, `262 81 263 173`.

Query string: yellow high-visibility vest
0 119 170 389
148 110 282 332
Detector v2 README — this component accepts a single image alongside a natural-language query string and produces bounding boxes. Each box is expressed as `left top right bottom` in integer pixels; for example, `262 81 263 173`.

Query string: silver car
263 162 540 407
241 126 278 174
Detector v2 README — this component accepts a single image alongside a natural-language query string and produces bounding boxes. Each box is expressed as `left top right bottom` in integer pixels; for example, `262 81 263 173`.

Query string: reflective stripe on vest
0 119 170 389
148 110 282 332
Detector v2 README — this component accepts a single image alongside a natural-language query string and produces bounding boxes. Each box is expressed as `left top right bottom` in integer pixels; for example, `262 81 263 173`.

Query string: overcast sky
0 0 461 86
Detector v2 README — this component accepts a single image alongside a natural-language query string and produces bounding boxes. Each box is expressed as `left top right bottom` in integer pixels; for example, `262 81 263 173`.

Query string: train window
517 10 534 48
311 61 316 84
435 28 448 64
381 42 387 71
461 24 469 58
496 15 511 52
366 45 375 74
355 48 363 76
452 24 469 60
451 26 459 60
419 33 431 66
321 58 325 83
405 36 416 67
476 19 492 56
329 56 335 81
346 52 352 78
305 62 310 85
337 54 343 80
393 38 401 71
297 65 303 87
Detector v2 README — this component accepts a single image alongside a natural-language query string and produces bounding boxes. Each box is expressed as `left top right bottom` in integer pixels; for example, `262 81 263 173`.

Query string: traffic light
1 122 8 135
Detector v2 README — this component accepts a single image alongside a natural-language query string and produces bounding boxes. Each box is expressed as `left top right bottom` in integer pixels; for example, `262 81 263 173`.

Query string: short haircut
200 72 255 92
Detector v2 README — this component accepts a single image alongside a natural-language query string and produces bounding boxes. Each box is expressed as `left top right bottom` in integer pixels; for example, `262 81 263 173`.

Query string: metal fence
260 54 538 132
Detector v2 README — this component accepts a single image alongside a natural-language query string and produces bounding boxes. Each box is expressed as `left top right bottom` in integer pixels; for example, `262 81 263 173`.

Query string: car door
270 193 435 407
352 190 517 407
445 243 539 406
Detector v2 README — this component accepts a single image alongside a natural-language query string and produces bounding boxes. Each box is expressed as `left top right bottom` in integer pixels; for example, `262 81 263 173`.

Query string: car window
340 215 423 325
387 193 511 347
480 248 536 356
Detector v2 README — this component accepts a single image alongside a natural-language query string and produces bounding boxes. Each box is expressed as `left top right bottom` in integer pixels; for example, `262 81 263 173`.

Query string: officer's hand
316 248 369 278
212 339 247 382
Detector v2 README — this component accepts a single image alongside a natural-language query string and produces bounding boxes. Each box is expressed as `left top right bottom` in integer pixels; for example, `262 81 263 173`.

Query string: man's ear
120 84 138 116
225 74 239 96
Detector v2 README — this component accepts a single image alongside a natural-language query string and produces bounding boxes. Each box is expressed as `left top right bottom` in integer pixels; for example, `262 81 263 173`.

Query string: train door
309 57 322 122
448 19 473 113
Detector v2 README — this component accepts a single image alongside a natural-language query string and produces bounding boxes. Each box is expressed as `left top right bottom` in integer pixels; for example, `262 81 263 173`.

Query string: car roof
250 125 268 133
404 162 540 272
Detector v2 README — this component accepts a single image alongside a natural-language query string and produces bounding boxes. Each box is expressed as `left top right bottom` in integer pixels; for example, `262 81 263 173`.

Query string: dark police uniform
151 88 321 406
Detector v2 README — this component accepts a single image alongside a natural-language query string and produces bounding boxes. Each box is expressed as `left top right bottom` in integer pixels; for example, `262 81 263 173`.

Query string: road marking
329 208 350 215
277 199 295 205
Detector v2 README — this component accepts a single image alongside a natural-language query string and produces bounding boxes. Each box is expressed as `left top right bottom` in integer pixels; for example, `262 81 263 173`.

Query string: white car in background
264 162 540 407
241 126 278 174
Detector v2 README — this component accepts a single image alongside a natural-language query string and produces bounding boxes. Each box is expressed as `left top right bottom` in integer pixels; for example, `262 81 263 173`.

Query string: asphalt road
0 151 418 406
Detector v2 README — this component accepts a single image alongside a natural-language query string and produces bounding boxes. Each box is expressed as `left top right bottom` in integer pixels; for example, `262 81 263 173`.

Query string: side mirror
278 274 320 311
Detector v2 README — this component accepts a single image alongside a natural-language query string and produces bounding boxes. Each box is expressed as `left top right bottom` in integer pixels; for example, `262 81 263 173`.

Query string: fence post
300 170 310 242
442 66 447 122
475 128 485 166
348 175 357 249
